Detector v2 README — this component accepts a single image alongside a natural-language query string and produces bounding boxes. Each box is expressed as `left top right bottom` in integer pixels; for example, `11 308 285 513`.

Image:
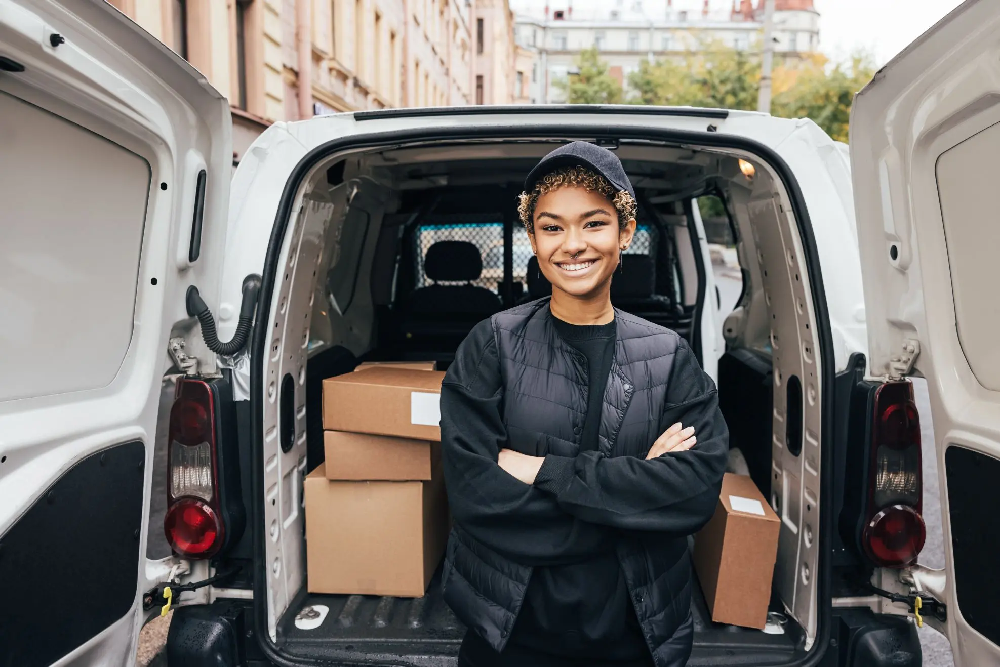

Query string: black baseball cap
524 141 635 199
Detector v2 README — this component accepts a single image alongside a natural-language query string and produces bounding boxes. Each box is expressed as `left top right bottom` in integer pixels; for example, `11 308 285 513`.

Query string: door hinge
168 337 199 376
887 339 920 380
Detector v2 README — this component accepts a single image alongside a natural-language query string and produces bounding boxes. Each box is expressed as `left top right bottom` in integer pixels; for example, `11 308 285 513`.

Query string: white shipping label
411 392 441 426
729 495 766 516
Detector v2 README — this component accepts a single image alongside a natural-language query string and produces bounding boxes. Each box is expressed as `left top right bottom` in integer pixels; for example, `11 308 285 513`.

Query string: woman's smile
554 258 599 273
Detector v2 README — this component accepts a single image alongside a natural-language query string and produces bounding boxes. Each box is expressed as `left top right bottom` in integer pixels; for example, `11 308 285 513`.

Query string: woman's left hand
498 449 545 484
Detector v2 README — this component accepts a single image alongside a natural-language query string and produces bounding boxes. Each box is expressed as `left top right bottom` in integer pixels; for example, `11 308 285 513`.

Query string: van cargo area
248 134 832 665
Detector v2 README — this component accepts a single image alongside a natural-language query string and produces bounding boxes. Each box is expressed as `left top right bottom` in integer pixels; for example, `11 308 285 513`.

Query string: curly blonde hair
517 165 637 233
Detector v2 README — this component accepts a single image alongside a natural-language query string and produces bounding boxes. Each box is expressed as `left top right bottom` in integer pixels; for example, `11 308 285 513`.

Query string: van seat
401 240 501 349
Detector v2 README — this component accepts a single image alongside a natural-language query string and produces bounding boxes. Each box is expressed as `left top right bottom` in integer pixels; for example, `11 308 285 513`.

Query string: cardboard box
304 463 449 597
354 361 436 372
323 367 446 441
692 473 781 630
324 431 440 481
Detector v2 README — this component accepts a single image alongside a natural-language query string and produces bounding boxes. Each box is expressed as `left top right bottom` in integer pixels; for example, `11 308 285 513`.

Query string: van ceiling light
739 159 756 179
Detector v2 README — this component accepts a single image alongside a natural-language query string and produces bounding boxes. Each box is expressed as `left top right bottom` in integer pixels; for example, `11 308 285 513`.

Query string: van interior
254 138 826 666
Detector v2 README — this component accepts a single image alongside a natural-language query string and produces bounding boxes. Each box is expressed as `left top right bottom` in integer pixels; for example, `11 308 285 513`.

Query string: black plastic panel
277 568 802 666
0 441 145 666
946 446 1000 645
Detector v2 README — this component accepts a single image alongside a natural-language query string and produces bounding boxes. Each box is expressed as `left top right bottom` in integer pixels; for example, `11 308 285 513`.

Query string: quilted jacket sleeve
533 338 729 533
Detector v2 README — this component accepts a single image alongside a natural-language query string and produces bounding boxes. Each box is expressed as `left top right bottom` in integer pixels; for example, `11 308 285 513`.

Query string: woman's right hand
645 423 696 460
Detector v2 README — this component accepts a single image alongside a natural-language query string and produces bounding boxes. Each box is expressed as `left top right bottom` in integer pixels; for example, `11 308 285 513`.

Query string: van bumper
828 606 922 667
167 601 923 667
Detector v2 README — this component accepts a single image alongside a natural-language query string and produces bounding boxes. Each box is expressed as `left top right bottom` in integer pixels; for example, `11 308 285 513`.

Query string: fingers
646 426 697 460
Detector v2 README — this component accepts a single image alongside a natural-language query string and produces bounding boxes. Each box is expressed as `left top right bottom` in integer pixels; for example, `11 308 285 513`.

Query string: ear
528 231 537 255
619 218 637 250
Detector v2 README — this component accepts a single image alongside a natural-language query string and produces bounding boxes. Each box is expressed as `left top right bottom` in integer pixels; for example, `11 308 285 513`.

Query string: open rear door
851 1 1000 663
0 0 230 664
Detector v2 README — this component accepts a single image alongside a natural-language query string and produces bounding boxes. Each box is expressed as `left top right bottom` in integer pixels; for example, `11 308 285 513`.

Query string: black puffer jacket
441 299 729 667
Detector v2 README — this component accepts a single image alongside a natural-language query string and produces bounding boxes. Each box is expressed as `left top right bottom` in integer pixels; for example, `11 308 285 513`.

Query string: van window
0 91 150 402
413 219 502 292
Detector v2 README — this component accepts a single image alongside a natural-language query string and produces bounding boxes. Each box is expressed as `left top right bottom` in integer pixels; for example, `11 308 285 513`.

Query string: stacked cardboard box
305 363 450 597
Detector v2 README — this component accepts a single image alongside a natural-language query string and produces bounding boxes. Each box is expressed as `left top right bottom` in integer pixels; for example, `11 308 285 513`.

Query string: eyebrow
535 208 613 222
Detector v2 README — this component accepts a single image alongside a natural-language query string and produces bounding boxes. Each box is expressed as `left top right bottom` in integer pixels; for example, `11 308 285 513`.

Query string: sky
814 0 965 66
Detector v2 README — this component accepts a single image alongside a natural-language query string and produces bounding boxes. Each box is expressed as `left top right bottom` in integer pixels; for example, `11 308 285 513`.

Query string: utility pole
757 0 776 113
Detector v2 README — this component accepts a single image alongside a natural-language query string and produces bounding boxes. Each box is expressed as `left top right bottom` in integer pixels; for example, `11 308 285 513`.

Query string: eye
540 224 562 233
584 219 609 229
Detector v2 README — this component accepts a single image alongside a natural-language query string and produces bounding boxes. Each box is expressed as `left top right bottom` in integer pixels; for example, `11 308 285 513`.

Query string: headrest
526 256 552 298
425 241 483 282
611 254 655 299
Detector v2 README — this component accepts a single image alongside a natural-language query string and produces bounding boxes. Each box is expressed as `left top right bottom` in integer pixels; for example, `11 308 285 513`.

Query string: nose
561 227 588 256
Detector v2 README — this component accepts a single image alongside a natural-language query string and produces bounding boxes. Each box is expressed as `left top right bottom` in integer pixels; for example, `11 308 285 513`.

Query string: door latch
868 583 947 627
887 339 920 380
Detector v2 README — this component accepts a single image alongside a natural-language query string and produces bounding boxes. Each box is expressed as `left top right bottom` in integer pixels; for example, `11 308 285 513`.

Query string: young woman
440 142 729 667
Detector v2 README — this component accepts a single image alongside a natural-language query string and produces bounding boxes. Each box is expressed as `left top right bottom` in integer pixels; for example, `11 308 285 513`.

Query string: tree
580 38 875 144
554 47 623 104
627 41 761 110
772 54 875 143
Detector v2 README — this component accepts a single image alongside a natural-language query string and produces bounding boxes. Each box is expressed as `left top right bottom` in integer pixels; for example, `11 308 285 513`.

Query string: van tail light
166 379 224 558
861 381 926 568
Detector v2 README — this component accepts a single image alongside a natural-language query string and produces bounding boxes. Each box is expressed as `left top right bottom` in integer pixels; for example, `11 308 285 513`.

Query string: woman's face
529 185 636 299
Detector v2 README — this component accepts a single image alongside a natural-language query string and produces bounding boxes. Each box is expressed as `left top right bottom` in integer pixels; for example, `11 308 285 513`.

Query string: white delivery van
0 1 996 666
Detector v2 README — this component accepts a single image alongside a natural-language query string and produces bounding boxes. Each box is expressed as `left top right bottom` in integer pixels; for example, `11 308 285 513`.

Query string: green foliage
619 39 876 143
771 54 876 143
554 47 623 104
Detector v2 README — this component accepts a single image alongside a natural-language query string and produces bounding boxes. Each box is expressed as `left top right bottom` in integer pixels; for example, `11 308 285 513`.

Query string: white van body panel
0 0 230 662
222 109 869 641
851 0 1000 663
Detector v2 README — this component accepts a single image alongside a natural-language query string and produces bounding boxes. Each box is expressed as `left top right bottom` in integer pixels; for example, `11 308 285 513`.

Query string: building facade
510 0 820 104
106 0 508 164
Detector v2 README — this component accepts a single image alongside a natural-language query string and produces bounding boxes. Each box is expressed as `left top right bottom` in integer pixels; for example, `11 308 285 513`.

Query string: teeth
558 261 595 272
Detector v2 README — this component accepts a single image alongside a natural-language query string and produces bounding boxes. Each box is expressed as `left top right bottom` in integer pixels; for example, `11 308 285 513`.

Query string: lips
555 259 598 272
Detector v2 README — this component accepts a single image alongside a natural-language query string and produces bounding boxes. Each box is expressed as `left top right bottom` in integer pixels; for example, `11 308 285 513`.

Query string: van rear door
851 1 1000 663
0 0 231 663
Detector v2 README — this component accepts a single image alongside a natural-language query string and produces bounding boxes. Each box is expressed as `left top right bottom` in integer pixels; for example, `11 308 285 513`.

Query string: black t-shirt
458 316 651 666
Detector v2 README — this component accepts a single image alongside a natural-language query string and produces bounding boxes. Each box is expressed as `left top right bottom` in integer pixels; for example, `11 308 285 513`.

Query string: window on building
390 31 398 103
531 29 536 47
553 31 567 50
476 74 484 105
354 0 364 79
330 0 336 59
424 71 430 106
809 33 815 51
553 10 565 20
477 18 484 54
789 32 798 52
516 71 523 96
594 30 605 50
171 0 188 59
374 11 383 93
610 10 620 20
414 60 421 105
734 33 747 51
235 0 250 109
532 62 537 82
678 10 687 21
627 31 639 51
660 34 670 51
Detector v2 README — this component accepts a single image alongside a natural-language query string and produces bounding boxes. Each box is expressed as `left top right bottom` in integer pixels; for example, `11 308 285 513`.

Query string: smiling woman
439 141 729 667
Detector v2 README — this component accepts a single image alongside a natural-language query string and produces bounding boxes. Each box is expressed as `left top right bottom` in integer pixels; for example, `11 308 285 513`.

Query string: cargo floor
277 568 806 666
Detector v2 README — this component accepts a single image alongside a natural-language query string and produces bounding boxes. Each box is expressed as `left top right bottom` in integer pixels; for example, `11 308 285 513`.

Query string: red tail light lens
164 498 223 557
863 505 926 568
166 378 222 558
864 381 924 568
